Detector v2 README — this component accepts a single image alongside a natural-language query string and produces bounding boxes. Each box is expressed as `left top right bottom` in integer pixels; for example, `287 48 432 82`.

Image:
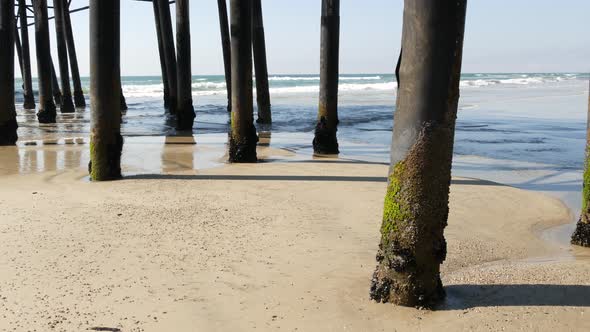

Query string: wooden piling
152 0 170 108
33 0 57 123
175 0 195 130
120 88 128 111
117 6 126 113
217 0 232 112
571 79 590 247
228 0 257 163
50 57 62 107
313 0 340 154
89 0 123 181
155 0 177 113
18 0 35 109
370 0 467 307
14 21 24 79
0 0 17 145
53 0 75 113
252 0 271 124
63 1 86 107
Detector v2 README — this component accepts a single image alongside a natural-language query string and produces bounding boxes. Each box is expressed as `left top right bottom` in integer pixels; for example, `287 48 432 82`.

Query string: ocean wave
121 74 579 98
459 76 568 87
123 84 164 98
268 75 382 81
268 82 396 94
191 81 227 89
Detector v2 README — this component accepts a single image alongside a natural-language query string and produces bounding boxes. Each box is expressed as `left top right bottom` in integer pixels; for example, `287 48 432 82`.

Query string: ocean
10 72 590 227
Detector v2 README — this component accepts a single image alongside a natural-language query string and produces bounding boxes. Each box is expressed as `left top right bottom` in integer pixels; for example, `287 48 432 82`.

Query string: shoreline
1 137 589 331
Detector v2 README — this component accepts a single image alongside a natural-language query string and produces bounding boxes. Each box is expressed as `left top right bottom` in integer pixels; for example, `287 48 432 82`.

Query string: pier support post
252 0 271 124
50 58 62 107
63 1 85 108
89 0 122 181
152 0 170 108
370 0 467 307
313 0 340 155
0 0 17 145
572 80 590 247
120 88 128 111
33 0 57 123
53 0 75 113
14 21 24 79
217 0 231 112
18 0 35 109
175 0 195 130
155 0 177 113
228 0 257 162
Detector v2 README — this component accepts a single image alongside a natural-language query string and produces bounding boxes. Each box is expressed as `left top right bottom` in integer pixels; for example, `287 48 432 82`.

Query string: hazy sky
20 0 590 77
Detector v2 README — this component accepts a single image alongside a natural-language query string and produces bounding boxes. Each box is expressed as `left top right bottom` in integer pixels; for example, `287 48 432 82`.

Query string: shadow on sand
123 174 502 186
442 284 590 310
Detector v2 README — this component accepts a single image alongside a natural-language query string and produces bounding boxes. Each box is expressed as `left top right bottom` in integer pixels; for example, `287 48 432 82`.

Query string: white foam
459 76 566 87
191 82 227 89
268 75 382 81
122 84 164 98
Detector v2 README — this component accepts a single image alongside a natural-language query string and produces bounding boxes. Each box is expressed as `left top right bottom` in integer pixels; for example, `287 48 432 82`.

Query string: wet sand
1 138 589 332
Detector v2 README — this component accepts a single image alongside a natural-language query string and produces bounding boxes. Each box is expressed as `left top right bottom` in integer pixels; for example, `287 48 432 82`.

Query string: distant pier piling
17 0 35 109
313 0 340 155
0 0 17 145
63 1 86 108
120 88 128 111
53 0 75 113
50 58 63 108
217 0 232 112
89 0 123 181
152 0 170 108
252 0 271 124
175 0 195 130
33 0 57 123
14 21 24 79
156 0 177 113
228 0 257 162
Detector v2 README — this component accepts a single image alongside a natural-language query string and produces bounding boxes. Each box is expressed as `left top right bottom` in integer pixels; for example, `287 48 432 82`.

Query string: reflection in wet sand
161 135 196 173
43 149 58 172
0 147 20 176
258 131 271 147
0 133 287 177
0 140 88 176
21 149 37 173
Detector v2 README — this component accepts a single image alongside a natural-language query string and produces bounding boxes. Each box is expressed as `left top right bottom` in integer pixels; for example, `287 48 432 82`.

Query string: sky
18 0 590 77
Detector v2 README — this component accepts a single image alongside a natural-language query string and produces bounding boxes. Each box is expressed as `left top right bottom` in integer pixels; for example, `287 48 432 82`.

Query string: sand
0 143 589 332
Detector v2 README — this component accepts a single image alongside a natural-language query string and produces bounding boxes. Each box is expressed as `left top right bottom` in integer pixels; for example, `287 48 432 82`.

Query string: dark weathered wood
228 0 257 162
53 0 75 113
18 0 35 109
0 0 17 145
33 0 56 123
117 4 126 113
313 0 340 154
217 0 231 112
120 88 128 111
370 0 467 308
14 20 24 79
252 0 271 124
175 0 195 130
89 0 122 181
63 1 85 107
155 0 177 113
152 0 170 108
572 79 590 247
50 56 62 107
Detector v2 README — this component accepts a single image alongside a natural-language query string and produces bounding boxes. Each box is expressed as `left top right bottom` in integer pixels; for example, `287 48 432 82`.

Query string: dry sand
0 144 589 331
